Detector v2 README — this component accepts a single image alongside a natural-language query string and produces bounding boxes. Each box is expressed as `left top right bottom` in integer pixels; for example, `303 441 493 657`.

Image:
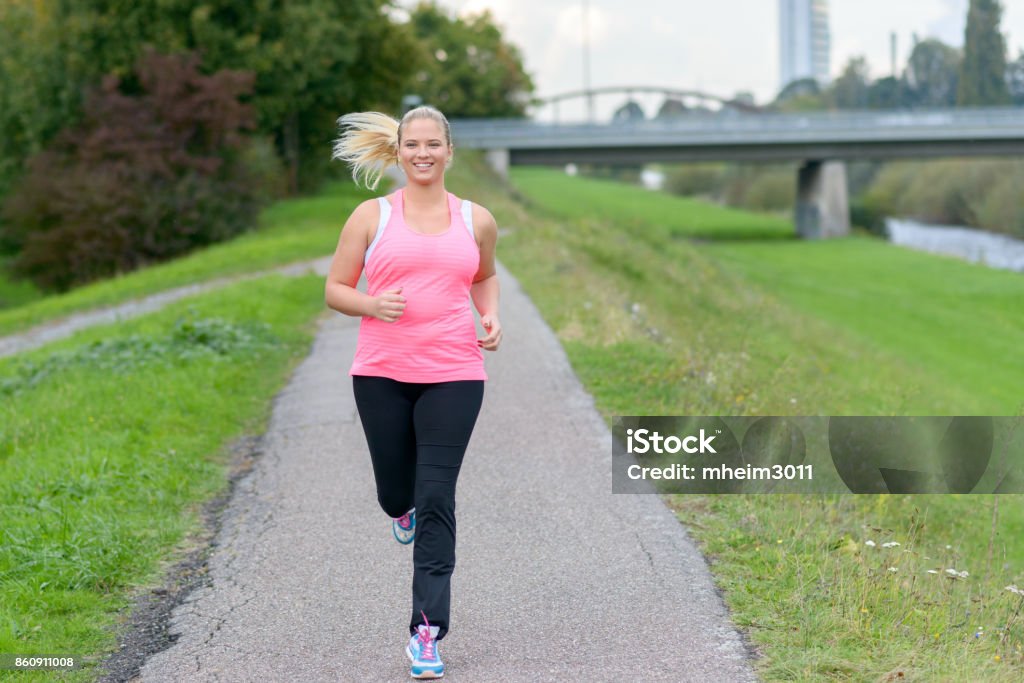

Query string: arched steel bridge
533 85 761 120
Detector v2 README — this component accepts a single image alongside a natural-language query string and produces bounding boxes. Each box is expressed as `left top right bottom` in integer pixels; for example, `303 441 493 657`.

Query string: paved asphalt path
0 257 333 359
137 260 758 682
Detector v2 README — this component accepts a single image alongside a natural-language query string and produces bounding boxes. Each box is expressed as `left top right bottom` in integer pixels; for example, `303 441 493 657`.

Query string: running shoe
406 611 443 679
392 508 416 545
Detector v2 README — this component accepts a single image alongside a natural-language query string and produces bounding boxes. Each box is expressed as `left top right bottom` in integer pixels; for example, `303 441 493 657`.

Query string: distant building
779 0 831 91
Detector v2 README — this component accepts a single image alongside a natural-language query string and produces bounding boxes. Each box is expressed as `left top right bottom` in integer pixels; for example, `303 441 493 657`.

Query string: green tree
773 77 828 111
407 2 535 117
831 56 871 109
905 38 961 107
867 76 903 109
957 0 1011 105
1007 50 1024 105
655 98 688 120
612 100 645 123
0 1 80 202
0 0 419 196
2 51 264 291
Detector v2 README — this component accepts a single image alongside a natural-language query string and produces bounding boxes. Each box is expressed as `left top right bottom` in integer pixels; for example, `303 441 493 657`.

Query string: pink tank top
349 188 487 383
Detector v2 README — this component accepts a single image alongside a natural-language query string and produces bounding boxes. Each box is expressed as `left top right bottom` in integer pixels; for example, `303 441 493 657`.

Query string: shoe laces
416 610 436 661
395 511 412 530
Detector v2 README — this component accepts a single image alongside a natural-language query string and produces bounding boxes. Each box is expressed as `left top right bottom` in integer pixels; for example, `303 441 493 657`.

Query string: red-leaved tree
1 50 265 291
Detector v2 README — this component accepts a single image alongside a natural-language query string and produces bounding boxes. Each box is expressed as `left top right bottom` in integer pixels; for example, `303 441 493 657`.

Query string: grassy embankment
2 152 1022 681
444 160 1024 681
0 183 371 680
0 182 373 336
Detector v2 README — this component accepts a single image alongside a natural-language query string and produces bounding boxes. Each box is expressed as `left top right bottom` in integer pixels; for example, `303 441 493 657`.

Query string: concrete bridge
450 108 1024 238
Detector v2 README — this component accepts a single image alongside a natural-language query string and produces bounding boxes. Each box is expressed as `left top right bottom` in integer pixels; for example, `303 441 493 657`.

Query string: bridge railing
450 107 1024 138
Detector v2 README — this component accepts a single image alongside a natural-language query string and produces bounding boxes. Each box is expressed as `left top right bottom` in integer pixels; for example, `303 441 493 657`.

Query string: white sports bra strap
365 197 391 265
461 199 474 240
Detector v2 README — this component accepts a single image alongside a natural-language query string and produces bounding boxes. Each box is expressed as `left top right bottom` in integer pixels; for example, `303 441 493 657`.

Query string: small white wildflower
927 570 939 575
865 540 876 547
790 398 797 404
946 568 959 577
887 567 898 573
946 545 952 550
1005 585 1024 596
882 542 901 548
960 571 969 579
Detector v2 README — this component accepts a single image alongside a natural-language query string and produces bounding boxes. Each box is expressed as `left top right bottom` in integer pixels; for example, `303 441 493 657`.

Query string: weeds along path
134 260 758 682
0 256 333 359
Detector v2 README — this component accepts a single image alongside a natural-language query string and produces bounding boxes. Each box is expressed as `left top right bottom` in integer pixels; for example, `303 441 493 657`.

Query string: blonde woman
325 105 502 679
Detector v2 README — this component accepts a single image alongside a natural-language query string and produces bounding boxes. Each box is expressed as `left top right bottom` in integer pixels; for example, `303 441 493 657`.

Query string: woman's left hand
477 314 502 351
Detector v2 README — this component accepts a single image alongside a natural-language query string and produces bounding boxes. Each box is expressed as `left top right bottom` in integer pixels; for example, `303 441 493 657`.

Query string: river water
885 219 1024 273
639 167 1024 273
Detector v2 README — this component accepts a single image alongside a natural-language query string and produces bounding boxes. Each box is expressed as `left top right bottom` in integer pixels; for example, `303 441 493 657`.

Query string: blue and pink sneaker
406 611 443 679
392 508 416 545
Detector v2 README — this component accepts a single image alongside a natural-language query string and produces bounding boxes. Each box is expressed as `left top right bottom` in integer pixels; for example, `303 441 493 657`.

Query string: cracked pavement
136 261 759 682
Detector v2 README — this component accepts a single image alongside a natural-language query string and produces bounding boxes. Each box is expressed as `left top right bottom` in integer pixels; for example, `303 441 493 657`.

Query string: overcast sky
397 0 1024 120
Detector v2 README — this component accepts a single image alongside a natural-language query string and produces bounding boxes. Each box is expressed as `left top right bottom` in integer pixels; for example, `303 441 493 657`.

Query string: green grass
702 239 1024 415
0 273 327 680
472 167 999 416
669 493 1024 682
0 181 373 336
442 160 1024 680
511 166 794 241
2 153 1022 680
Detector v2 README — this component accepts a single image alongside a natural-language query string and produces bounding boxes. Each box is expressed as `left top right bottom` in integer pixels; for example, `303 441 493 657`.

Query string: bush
863 159 1024 237
977 170 1024 239
862 163 918 222
0 50 270 292
662 163 726 197
740 169 795 211
240 136 289 202
849 198 888 237
577 163 644 185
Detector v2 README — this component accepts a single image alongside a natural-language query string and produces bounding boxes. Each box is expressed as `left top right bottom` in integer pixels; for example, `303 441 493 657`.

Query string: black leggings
352 375 484 641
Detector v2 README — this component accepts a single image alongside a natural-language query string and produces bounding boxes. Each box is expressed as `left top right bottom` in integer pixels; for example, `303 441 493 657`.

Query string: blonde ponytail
332 112 400 191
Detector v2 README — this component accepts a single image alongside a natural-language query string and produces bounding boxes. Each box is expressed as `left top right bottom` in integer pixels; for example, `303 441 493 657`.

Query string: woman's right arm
325 199 405 320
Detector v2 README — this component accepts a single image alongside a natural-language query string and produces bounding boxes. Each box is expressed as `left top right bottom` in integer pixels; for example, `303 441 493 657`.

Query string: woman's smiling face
398 117 451 184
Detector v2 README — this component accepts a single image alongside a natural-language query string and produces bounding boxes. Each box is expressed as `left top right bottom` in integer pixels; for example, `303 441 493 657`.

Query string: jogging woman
324 105 502 679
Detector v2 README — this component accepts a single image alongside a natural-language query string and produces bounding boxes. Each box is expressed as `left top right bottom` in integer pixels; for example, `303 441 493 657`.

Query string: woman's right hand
371 287 405 322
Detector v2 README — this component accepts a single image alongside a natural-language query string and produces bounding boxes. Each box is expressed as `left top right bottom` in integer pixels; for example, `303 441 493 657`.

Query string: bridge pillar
484 148 510 179
795 160 850 239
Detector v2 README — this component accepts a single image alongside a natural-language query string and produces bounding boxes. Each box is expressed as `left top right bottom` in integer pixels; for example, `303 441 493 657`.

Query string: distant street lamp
583 0 594 123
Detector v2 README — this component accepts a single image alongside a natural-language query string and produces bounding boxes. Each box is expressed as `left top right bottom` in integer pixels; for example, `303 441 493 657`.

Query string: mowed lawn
507 167 1023 416
702 238 1023 415
0 181 374 337
467 163 1024 681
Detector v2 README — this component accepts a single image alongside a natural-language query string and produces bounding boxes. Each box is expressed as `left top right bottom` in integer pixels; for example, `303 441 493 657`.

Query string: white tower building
779 0 831 91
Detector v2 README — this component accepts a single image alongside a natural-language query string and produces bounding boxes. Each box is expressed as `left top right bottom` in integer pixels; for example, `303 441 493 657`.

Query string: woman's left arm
470 204 502 351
